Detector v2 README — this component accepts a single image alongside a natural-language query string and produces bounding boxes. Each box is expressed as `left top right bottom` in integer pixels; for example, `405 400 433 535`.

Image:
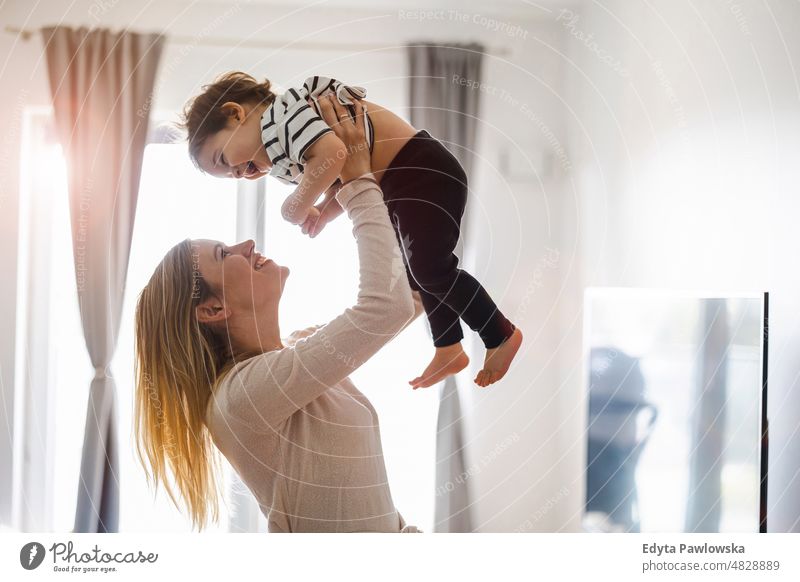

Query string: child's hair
180 71 276 169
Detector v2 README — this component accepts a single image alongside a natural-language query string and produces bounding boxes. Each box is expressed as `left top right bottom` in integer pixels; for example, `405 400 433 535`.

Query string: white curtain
41 26 164 532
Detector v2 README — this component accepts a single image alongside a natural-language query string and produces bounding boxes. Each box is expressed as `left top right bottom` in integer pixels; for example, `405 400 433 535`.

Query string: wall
457 17 573 532
560 0 800 532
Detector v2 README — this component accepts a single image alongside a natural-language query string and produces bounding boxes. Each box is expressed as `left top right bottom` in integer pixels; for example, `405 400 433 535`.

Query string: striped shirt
261 75 375 185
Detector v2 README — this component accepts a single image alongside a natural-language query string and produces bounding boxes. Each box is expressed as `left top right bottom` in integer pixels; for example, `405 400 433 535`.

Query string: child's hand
300 182 345 238
300 207 321 237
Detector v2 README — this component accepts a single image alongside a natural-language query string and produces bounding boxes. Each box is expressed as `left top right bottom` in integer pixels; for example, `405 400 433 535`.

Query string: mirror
582 288 768 533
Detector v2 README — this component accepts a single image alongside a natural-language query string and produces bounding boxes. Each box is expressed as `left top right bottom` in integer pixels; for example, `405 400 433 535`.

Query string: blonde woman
134 96 424 532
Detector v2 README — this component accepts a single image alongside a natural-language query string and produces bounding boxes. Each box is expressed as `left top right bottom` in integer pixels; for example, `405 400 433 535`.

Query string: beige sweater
205 174 424 533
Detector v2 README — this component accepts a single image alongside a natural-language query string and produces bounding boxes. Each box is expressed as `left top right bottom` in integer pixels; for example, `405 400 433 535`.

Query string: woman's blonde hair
133 238 257 530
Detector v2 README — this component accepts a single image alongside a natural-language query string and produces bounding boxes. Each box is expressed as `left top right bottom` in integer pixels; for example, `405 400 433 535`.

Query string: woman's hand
313 94 372 182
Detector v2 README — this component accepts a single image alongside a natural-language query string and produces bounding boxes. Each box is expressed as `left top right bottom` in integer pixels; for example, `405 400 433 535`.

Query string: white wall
0 0 569 531
560 0 800 532
458 18 573 532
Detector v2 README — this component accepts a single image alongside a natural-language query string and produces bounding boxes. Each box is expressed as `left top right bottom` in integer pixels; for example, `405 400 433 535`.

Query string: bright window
113 144 238 531
26 141 238 532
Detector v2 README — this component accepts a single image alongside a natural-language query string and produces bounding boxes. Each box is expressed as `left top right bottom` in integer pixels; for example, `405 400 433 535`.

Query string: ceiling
188 0 586 19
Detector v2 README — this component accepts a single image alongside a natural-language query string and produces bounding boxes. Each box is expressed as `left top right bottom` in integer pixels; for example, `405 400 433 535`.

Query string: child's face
197 102 271 180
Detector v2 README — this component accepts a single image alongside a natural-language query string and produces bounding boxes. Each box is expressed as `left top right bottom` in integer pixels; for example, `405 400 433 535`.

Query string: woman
134 95 424 532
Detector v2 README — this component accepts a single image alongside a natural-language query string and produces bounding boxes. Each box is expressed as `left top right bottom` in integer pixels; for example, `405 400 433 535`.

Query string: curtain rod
5 25 510 56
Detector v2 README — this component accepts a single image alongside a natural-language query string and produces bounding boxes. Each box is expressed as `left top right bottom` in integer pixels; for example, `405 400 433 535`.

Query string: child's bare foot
475 327 523 387
410 343 469 389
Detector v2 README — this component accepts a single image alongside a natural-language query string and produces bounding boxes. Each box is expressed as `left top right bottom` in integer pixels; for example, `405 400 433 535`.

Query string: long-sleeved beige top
205 174 424 533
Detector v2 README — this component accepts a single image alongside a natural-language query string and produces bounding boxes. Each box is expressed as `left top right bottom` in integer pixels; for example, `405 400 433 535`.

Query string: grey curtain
42 26 164 532
407 42 484 532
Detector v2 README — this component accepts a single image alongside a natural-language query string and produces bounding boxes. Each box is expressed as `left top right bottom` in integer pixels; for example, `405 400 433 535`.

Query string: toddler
181 72 522 388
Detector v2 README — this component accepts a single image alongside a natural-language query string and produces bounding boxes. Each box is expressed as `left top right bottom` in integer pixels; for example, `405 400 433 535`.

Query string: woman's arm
222 98 415 431
285 291 424 345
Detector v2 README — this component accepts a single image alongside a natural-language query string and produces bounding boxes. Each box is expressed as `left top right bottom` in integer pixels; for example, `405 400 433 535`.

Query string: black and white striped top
261 75 375 185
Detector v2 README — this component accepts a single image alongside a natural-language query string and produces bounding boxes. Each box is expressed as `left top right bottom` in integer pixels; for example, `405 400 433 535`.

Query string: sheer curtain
41 26 164 533
407 42 485 532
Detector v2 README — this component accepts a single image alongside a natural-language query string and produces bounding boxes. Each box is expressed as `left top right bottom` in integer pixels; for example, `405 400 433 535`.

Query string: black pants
378 130 515 349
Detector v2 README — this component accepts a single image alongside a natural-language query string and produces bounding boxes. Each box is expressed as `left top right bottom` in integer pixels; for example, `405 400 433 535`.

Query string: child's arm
280 132 346 225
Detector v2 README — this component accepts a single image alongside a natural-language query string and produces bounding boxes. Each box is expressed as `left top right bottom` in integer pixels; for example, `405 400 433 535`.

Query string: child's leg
390 227 469 388
409 289 470 389
388 155 521 387
396 203 516 327
417 288 462 347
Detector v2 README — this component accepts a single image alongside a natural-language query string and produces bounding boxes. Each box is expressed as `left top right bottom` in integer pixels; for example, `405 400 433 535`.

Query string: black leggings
378 130 515 349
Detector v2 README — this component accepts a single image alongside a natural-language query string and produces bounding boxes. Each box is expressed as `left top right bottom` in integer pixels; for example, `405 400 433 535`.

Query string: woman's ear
195 298 230 325
220 101 245 123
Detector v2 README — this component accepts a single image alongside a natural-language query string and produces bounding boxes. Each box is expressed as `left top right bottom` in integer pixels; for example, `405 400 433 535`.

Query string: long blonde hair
133 238 255 530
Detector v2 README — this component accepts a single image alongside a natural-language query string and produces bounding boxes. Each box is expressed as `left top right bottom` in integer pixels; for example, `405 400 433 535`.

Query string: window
18 120 239 531
112 144 238 531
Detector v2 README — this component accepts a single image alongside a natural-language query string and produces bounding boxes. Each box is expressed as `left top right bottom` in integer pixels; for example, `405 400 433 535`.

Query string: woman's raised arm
221 98 415 431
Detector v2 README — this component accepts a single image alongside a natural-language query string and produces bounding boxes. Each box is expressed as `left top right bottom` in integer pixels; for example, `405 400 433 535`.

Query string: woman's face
192 238 289 319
